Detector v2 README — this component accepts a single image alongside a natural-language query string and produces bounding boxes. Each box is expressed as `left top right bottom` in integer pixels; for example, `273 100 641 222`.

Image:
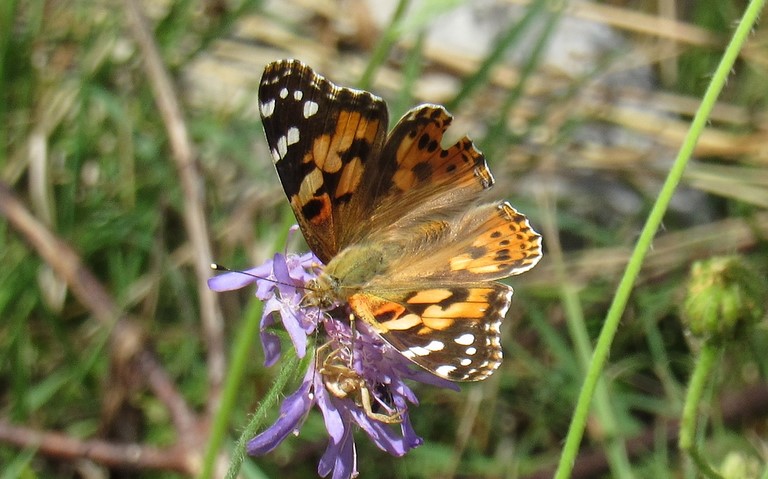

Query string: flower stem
223 351 302 479
679 341 723 479
552 0 766 477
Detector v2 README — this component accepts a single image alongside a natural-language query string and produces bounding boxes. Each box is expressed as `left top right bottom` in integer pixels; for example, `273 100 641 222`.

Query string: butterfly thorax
305 242 393 308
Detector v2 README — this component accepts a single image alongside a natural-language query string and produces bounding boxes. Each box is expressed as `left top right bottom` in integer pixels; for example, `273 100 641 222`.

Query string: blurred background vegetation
1 0 767 478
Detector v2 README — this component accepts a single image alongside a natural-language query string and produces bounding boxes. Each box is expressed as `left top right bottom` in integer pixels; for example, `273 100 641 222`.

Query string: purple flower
208 251 458 479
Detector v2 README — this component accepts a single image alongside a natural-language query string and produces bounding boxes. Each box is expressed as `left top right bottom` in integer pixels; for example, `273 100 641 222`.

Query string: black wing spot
418 133 430 150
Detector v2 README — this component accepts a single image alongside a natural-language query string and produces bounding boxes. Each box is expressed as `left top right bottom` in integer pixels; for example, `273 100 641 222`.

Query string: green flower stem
561 284 634 478
552 0 767 477
199 299 264 479
224 351 302 479
541 194 633 478
679 341 723 479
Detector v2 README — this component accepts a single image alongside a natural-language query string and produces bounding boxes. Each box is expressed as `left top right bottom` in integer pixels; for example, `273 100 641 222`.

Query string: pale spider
317 343 403 424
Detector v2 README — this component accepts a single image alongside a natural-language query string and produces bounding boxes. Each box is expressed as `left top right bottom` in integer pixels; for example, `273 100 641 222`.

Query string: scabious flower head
208 249 458 479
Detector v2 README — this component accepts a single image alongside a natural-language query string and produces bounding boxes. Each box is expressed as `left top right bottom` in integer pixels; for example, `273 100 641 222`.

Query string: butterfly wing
383 201 543 284
259 60 388 263
259 60 496 262
344 104 496 244
349 283 512 381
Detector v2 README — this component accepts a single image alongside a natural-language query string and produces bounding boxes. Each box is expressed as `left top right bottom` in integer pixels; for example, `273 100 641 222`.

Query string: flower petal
348 407 409 457
318 421 357 479
260 330 281 367
279 300 308 357
313 376 345 443
207 270 255 291
247 380 314 456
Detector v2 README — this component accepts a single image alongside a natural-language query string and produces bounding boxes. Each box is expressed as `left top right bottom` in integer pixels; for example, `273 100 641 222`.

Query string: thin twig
0 420 195 474
122 0 226 414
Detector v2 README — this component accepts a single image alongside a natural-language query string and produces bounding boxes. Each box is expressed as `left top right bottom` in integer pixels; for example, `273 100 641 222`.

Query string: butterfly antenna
210 263 318 292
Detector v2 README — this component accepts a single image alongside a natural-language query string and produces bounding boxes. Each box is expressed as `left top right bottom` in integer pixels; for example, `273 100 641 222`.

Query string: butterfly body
305 242 391 306
259 59 542 381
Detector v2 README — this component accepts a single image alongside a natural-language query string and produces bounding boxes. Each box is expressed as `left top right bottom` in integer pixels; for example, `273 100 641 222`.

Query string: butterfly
258 59 542 381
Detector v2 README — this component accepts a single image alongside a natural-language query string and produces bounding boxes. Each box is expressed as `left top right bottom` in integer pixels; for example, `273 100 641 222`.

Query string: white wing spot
293 90 303 101
460 358 472 366
425 340 444 351
466 347 477 355
401 350 415 359
408 346 430 357
260 99 275 118
286 127 300 146
454 333 475 345
303 101 319 118
436 365 457 377
279 88 289 99
277 136 288 158
270 148 280 162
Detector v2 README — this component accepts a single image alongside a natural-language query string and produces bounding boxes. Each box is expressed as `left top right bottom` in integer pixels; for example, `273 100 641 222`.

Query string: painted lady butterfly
258 59 542 381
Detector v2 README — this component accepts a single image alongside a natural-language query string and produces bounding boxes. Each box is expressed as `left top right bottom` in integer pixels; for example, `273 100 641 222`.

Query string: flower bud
681 256 766 341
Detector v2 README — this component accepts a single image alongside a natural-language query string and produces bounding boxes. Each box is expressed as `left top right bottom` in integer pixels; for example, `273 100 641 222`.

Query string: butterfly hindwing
369 201 542 287
349 284 513 381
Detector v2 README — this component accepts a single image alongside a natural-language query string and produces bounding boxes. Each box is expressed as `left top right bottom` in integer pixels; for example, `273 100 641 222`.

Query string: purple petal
272 253 292 288
400 413 424 450
348 407 408 457
319 422 357 479
277 300 308 357
317 435 339 477
313 377 345 443
207 270 256 291
247 380 314 456
260 330 281 367
259 305 282 366
398 364 460 391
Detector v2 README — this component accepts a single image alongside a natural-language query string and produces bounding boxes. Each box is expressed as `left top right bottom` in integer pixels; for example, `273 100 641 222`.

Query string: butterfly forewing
355 105 498 236
258 59 388 262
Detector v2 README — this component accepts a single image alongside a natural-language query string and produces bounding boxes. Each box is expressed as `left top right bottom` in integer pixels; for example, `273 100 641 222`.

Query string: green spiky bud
681 256 766 341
